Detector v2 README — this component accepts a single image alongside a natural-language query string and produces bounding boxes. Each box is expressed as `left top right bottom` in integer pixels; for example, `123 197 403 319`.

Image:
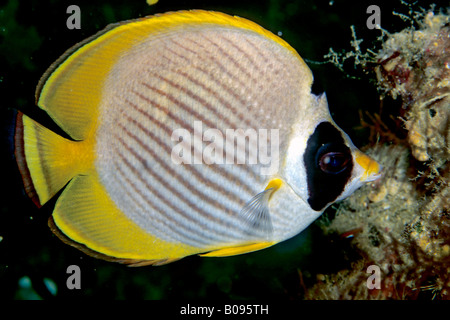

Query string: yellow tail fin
15 113 94 206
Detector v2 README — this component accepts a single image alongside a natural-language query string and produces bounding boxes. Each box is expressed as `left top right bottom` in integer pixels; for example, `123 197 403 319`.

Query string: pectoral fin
240 178 283 240
240 188 274 239
201 179 283 258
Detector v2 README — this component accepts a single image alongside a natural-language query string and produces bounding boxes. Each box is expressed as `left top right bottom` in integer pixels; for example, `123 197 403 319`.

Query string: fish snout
355 150 382 182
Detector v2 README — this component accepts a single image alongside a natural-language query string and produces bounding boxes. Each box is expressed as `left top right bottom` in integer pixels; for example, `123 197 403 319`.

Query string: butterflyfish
15 10 382 266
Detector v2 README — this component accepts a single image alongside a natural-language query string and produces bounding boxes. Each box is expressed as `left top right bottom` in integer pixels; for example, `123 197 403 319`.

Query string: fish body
15 11 381 265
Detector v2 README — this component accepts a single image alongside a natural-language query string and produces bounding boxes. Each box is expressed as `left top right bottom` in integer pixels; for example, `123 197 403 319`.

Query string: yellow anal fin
51 173 200 263
200 242 275 257
49 216 181 267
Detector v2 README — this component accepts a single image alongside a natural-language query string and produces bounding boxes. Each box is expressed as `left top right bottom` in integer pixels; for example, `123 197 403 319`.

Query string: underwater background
0 0 447 300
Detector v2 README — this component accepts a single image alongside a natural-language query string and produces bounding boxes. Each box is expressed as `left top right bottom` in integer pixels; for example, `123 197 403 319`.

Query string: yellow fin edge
151 10 302 58
200 242 275 257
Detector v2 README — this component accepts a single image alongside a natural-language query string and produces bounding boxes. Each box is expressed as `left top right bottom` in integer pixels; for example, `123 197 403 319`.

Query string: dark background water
0 0 440 300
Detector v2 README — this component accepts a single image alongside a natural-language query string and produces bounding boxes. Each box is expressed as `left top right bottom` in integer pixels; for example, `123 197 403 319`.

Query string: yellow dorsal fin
200 242 275 257
36 10 307 141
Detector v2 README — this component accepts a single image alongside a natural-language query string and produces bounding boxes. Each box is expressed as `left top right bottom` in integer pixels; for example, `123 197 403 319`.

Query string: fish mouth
355 150 383 182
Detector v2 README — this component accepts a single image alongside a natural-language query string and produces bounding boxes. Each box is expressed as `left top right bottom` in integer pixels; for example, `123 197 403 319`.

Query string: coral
374 11 449 163
307 144 450 300
308 4 450 300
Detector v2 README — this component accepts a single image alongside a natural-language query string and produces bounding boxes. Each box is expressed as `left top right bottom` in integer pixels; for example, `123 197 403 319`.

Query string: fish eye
319 152 350 174
316 144 351 174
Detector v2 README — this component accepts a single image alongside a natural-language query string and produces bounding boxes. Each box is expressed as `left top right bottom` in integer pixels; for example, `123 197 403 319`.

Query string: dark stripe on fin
303 122 353 211
14 112 40 207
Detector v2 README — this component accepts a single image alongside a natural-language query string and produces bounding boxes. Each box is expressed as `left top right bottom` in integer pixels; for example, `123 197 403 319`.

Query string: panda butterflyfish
15 10 381 266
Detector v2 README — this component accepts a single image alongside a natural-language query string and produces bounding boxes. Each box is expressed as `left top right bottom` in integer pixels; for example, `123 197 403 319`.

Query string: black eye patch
303 122 353 211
